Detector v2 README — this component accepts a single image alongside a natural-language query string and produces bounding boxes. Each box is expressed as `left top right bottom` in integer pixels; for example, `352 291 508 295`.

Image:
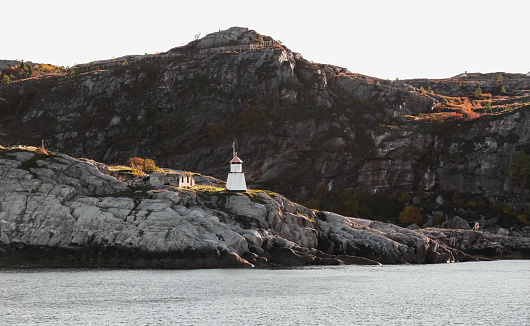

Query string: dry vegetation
1 61 66 83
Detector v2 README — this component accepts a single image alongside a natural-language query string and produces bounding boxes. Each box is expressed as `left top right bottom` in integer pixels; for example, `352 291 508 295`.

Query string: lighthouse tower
226 142 247 191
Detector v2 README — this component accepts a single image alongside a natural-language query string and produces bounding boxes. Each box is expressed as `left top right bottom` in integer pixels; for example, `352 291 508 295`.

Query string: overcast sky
3 0 527 79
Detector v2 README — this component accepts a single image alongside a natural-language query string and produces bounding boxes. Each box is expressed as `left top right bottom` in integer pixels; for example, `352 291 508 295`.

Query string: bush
433 213 445 226
128 157 159 175
452 192 467 209
460 99 481 120
484 101 493 113
517 207 530 224
399 205 423 225
474 86 483 97
35 147 48 156
398 192 412 203
143 158 158 173
129 157 144 175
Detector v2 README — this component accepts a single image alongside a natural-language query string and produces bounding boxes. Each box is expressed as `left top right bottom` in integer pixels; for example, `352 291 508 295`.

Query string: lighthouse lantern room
226 142 247 191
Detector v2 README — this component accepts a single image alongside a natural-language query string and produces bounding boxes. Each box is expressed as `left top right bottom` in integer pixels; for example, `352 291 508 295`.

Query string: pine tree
475 86 483 97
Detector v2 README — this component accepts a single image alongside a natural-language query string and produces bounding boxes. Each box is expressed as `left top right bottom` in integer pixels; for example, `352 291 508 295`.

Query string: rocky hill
1 26 530 226
1 146 529 268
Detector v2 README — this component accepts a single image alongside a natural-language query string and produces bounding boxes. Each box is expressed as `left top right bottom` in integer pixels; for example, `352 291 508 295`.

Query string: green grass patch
244 191 266 204
246 189 278 197
108 165 132 172
191 185 226 195
108 165 138 176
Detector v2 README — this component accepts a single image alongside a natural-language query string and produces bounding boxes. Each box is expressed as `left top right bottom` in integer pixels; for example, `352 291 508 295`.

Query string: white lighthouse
226 142 247 191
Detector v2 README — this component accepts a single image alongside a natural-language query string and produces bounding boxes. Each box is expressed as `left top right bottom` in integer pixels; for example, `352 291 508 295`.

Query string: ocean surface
1 260 529 326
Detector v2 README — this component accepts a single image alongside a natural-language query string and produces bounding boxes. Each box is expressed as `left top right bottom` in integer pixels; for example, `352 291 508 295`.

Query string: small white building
149 172 195 188
226 145 247 191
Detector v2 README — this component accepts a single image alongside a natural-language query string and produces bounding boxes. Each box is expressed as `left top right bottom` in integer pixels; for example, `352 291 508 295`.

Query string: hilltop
0 26 529 229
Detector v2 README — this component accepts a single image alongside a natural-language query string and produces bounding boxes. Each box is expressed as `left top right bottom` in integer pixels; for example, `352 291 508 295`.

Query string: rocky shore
1 146 528 268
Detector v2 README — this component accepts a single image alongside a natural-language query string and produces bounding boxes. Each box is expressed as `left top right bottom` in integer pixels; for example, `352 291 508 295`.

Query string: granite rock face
418 228 530 259
1 147 528 268
2 27 529 205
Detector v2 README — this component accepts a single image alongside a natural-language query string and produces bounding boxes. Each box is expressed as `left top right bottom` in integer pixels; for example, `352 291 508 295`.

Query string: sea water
1 260 528 325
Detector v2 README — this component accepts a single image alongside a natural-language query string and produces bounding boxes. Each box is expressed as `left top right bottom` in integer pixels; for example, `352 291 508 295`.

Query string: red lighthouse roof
230 152 243 163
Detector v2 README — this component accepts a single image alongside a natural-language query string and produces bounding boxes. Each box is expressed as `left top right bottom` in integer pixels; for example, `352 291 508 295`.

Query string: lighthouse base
226 172 247 191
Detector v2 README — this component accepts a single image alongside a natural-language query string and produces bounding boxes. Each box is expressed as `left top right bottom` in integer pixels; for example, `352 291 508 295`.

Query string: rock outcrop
1 147 528 268
1 27 529 209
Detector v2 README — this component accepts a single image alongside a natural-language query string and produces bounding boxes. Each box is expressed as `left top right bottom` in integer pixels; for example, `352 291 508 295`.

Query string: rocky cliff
1 27 529 222
1 146 528 268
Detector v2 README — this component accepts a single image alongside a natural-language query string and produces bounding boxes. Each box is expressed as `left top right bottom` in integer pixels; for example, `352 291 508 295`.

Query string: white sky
2 0 527 79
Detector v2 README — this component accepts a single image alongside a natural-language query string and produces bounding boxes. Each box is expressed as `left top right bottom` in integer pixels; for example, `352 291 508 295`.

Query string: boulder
442 216 470 230
497 228 510 236
224 194 268 226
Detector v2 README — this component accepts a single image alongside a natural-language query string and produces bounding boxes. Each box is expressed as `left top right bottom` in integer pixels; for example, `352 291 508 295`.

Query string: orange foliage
128 157 159 175
460 99 481 120
35 64 60 73
3 66 22 76
451 112 464 119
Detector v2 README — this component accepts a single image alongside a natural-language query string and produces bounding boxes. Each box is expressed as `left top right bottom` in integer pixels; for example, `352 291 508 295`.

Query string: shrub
516 207 530 224
129 157 144 175
452 192 467 209
398 192 412 203
491 202 515 216
500 86 507 93
143 158 158 173
460 99 481 120
433 213 445 226
466 200 477 208
474 86 483 97
473 195 487 207
35 147 48 156
128 157 159 175
399 205 423 225
517 214 529 224
484 101 493 113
